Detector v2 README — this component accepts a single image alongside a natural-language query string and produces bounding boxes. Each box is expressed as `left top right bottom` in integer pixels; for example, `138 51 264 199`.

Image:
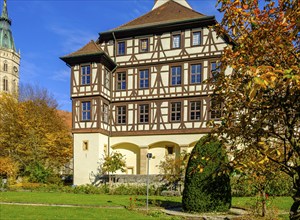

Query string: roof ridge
112 0 205 31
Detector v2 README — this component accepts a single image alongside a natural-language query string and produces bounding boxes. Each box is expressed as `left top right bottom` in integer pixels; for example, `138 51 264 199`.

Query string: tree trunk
290 179 300 220
262 190 267 217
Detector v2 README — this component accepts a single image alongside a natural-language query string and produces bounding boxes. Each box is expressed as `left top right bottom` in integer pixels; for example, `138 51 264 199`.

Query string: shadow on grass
137 198 182 209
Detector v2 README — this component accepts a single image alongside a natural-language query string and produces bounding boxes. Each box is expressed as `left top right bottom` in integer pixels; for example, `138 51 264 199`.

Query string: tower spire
1 0 10 24
0 0 16 51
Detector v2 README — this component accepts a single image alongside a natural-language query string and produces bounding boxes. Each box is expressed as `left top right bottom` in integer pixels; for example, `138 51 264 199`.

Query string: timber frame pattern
61 0 230 184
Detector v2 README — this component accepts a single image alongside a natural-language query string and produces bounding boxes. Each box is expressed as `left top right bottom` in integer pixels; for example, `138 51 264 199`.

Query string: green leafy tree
182 135 231 212
100 151 126 184
213 0 299 219
158 151 190 191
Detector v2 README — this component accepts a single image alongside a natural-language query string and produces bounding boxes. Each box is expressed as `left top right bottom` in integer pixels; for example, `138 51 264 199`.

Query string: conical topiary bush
182 135 231 212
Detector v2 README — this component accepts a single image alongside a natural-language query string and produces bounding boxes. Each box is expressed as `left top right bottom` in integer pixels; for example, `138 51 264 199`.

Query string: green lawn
0 191 293 220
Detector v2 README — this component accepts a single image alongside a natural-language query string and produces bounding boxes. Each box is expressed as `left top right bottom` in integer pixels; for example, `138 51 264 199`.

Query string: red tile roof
113 0 206 31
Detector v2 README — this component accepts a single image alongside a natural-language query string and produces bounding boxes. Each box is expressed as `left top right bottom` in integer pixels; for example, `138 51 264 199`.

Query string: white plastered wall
73 133 109 185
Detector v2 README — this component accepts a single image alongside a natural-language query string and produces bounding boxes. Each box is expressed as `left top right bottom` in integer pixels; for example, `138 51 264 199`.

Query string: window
210 99 222 119
171 102 181 122
82 141 89 151
117 41 125 55
82 101 91 121
102 104 109 123
192 31 201 46
117 72 126 90
104 69 110 89
3 77 8 92
140 39 149 52
139 69 149 89
12 80 17 93
81 65 91 85
172 34 181 48
190 64 202 84
139 104 149 123
171 66 182 86
211 61 221 82
117 106 126 124
3 62 7 72
190 101 201 121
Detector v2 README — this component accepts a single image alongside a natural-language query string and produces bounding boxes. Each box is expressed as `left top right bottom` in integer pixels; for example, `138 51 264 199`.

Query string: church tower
0 0 20 95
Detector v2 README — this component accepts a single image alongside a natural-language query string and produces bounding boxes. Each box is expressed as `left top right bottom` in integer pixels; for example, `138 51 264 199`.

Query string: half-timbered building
61 0 230 185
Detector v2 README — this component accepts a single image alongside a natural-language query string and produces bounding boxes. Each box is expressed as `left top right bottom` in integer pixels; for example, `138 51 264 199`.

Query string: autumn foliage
0 91 72 183
213 0 299 218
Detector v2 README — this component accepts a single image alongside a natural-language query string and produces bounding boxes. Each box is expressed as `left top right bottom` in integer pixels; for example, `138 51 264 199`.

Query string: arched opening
148 141 179 174
111 142 140 174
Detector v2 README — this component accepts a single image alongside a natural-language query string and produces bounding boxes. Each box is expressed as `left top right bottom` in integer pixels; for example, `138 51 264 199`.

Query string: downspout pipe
108 32 117 162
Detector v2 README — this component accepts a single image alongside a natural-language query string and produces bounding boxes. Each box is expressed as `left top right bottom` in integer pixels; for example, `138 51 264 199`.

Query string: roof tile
113 0 206 31
62 40 103 58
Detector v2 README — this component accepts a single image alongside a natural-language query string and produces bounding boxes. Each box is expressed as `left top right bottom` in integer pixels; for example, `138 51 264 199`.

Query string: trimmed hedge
182 135 231 212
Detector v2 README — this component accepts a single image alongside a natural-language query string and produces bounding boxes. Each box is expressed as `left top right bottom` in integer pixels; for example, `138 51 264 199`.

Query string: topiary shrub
182 135 231 212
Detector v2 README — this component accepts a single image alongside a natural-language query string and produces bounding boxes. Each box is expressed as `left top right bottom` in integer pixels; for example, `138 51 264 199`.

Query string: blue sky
7 0 222 112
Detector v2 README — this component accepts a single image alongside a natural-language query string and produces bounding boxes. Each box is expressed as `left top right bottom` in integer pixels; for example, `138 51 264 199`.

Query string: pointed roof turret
60 40 116 70
0 0 16 51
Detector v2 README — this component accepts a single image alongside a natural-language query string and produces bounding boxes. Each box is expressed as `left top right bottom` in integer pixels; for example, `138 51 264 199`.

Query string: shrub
231 172 293 197
182 135 231 212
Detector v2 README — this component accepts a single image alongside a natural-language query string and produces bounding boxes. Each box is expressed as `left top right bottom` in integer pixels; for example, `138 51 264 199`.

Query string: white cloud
49 25 98 54
51 69 70 82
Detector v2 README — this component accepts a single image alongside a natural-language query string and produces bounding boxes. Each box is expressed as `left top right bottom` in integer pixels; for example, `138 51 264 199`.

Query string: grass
0 204 173 220
0 191 293 220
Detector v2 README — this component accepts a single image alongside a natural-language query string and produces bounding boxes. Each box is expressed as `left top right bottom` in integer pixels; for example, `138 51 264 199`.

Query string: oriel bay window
171 66 182 86
117 106 126 124
170 102 181 122
190 64 202 84
104 69 110 89
82 101 91 121
190 101 201 121
117 72 126 90
139 104 149 123
81 65 91 85
102 104 109 123
139 69 149 89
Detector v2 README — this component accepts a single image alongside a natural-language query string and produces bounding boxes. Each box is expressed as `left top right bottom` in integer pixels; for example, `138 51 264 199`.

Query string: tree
0 157 19 184
233 148 284 217
182 135 231 212
158 151 190 191
0 86 72 183
100 151 126 184
213 0 299 219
